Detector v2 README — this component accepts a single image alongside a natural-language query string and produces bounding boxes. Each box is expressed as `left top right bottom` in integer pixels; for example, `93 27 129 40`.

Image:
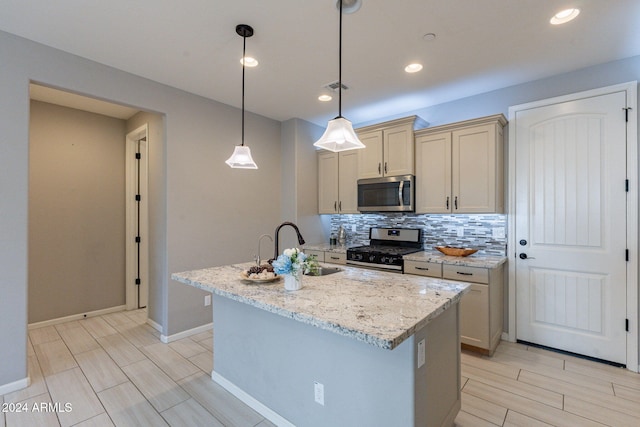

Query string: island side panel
212 294 416 427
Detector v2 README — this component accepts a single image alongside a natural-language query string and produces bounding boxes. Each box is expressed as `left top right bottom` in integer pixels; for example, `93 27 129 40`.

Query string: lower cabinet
406 260 504 356
305 250 346 265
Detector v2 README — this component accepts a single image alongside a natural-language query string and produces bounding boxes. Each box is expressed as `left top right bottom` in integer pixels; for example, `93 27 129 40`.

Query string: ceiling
3 0 640 126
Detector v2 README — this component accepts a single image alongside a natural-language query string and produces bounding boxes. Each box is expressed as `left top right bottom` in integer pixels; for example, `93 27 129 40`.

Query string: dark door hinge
135 236 141 243
135 194 141 201
625 179 629 192
135 153 141 159
623 107 632 122
625 249 629 261
626 318 629 332
135 278 141 285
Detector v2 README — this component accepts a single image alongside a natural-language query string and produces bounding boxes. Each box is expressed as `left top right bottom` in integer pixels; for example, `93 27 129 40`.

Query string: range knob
369 255 376 262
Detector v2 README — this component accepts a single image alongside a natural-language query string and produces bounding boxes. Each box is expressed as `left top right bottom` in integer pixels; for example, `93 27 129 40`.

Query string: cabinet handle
384 162 388 174
415 267 430 271
339 201 342 211
454 196 458 210
334 201 337 212
398 180 404 206
456 271 473 276
330 256 340 260
378 163 381 174
446 196 449 210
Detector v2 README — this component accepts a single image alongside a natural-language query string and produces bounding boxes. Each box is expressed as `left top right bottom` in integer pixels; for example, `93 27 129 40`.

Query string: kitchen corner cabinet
357 116 427 179
406 260 504 356
318 150 359 214
415 114 507 213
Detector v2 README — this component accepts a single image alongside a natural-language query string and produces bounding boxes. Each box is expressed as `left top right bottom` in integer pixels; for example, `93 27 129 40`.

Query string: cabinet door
459 283 490 349
415 132 452 213
383 123 414 176
357 130 383 179
318 151 339 214
452 124 497 213
338 150 359 213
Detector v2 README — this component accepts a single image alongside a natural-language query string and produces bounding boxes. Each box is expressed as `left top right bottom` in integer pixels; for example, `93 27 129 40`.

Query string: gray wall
126 111 166 329
279 118 329 252
0 30 283 387
29 100 126 323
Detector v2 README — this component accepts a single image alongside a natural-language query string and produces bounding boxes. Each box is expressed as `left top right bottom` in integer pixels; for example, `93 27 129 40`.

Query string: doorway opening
126 125 149 310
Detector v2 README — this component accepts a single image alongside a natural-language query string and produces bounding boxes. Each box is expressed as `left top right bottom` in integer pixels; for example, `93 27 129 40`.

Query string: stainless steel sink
305 266 342 276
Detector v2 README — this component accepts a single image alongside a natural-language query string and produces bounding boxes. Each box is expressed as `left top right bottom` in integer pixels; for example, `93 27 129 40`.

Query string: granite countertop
304 243 349 253
172 262 469 350
404 251 507 269
305 244 507 269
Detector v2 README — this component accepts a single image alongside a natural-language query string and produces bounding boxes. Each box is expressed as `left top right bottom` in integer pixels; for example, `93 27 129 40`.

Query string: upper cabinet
318 150 359 214
415 114 507 214
356 116 427 179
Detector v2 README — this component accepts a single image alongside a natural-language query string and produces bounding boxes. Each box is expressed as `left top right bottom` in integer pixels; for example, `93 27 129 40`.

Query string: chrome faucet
272 222 306 260
255 234 273 266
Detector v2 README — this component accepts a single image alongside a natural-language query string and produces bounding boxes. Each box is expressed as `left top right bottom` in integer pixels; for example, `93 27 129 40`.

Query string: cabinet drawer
404 260 442 278
305 250 325 263
442 264 488 284
324 252 346 265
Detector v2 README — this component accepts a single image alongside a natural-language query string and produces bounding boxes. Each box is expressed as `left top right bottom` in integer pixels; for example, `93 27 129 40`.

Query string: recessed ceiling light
422 33 437 42
318 94 332 102
240 56 258 67
404 63 423 73
550 8 580 25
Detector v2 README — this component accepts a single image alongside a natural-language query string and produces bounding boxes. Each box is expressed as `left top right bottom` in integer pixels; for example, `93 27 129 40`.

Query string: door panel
515 91 627 364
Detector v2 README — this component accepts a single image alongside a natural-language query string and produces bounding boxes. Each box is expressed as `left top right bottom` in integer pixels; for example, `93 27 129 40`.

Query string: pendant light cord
241 34 246 146
338 0 343 118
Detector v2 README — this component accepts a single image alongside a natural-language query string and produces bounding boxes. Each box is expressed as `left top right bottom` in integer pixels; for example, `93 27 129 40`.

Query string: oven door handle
398 180 404 206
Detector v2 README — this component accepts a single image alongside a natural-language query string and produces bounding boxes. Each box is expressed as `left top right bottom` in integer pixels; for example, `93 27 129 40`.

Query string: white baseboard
28 305 127 329
212 371 294 427
160 322 213 344
146 317 162 334
501 332 512 342
0 377 30 395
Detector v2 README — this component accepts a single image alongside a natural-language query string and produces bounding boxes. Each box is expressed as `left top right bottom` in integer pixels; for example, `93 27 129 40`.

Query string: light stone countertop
304 244 507 269
404 251 507 269
172 262 469 350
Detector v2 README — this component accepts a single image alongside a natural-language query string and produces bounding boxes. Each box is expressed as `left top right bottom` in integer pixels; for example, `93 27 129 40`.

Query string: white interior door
514 90 629 364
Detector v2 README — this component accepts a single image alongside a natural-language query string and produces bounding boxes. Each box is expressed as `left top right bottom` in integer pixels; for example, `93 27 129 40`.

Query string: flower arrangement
272 248 319 277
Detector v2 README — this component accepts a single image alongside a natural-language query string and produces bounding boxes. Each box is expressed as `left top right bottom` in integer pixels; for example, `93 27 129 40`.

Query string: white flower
284 248 296 257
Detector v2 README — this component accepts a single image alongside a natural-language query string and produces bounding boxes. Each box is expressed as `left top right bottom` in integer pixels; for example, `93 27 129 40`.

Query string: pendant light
313 0 366 152
225 24 258 169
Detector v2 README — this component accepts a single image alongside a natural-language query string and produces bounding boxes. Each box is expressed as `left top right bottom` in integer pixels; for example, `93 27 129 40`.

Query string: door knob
519 253 535 260
519 239 527 246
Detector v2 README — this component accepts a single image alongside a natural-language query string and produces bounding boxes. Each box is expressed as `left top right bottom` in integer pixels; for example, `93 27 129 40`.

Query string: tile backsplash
329 213 507 256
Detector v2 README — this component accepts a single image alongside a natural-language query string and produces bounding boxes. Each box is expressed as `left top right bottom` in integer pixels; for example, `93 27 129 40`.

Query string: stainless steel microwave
357 175 415 212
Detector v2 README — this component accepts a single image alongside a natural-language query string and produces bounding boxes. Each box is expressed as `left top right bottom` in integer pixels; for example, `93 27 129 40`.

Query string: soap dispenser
337 225 347 246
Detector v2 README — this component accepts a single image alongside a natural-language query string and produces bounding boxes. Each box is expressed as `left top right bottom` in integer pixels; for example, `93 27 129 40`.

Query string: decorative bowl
435 246 478 257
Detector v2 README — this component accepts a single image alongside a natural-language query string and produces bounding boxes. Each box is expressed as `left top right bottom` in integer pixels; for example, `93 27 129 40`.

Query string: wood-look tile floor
2 309 639 426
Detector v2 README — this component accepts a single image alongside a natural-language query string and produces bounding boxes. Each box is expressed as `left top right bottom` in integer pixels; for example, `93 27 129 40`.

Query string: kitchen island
172 263 469 427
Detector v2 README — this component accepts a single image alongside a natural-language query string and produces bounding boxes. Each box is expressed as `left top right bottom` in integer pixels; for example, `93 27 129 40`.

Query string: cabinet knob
454 196 458 210
378 163 381 174
339 201 342 211
384 162 388 174
334 201 337 212
446 196 449 210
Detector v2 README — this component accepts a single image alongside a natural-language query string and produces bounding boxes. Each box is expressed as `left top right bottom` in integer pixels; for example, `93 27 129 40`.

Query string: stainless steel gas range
346 228 422 272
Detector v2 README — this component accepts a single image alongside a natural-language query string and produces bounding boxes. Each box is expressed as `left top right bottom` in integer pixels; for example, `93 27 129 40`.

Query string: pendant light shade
314 0 365 152
314 117 364 151
225 145 257 169
226 24 258 169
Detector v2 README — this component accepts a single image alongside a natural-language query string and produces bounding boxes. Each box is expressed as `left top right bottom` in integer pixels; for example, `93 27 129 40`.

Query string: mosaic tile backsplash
329 213 507 256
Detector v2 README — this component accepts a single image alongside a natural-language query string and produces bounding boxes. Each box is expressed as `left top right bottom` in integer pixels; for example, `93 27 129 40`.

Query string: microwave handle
398 180 404 206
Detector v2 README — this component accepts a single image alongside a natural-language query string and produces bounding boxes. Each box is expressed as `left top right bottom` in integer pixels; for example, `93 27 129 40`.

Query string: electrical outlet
314 381 325 405
204 295 211 306
456 227 464 237
417 339 426 368
492 228 506 239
